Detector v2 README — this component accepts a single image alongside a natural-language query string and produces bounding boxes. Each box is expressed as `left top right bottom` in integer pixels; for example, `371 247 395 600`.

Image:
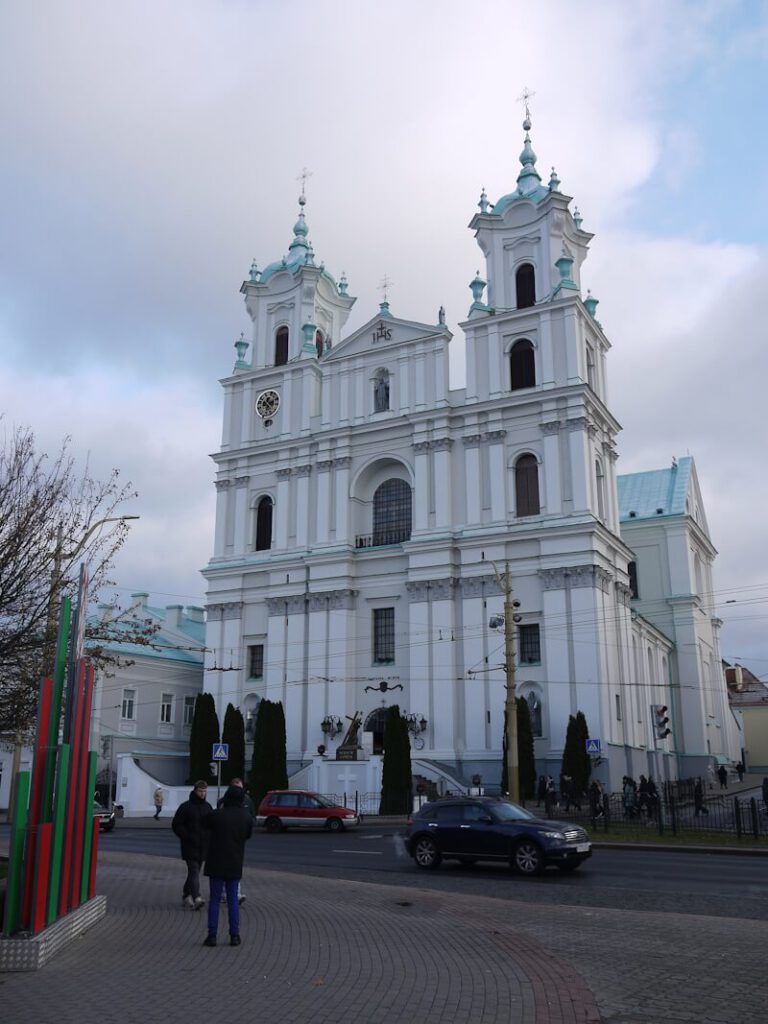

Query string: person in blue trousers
201 784 253 947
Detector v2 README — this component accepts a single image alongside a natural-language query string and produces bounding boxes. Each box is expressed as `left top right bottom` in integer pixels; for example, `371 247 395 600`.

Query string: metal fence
319 787 768 839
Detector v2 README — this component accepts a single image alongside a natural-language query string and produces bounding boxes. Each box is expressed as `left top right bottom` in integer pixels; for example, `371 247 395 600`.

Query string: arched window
372 478 412 545
315 329 324 358
526 691 542 737
595 459 605 520
516 263 536 308
255 496 273 551
373 368 390 412
274 327 289 366
364 707 388 755
628 561 639 599
515 454 540 516
509 339 535 390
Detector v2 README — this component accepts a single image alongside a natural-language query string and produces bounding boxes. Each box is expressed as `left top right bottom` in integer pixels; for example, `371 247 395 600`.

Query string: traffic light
653 704 671 740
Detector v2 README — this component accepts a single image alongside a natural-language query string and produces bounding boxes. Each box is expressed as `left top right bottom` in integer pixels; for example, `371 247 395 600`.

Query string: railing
355 529 411 549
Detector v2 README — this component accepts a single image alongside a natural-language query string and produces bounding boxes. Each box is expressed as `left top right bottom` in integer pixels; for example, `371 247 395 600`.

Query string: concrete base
0 896 107 972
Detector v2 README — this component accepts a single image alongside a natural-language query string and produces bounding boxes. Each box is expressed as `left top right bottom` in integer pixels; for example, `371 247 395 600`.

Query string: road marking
360 834 383 840
333 849 382 855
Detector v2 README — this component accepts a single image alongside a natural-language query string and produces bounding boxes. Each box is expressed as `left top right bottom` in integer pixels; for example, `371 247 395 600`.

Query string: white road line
360 834 383 840
333 849 382 855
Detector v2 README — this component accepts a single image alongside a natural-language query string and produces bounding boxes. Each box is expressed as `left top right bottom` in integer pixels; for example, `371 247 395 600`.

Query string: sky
1 1 766 670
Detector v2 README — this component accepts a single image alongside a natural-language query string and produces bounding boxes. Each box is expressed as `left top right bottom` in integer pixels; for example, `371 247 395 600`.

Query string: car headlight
540 831 565 840
344 813 355 818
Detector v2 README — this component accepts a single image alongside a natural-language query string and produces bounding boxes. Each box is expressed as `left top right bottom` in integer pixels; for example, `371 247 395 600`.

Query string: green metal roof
617 457 693 522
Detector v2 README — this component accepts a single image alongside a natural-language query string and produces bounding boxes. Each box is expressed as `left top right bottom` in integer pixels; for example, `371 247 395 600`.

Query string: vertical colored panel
69 666 95 910
78 750 98 906
2 772 30 936
21 676 53 928
42 596 72 821
59 662 85 915
48 743 71 925
87 817 100 901
31 823 54 934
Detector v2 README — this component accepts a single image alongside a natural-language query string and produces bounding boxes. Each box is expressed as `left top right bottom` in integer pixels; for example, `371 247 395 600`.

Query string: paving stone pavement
1 851 765 1023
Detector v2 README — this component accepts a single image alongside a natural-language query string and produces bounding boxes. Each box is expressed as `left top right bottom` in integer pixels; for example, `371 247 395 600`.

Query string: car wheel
265 816 282 833
326 817 343 832
557 862 581 872
413 836 442 870
511 839 544 875
458 857 477 868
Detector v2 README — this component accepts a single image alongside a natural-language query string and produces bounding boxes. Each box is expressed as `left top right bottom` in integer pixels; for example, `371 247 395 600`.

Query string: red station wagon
256 790 360 832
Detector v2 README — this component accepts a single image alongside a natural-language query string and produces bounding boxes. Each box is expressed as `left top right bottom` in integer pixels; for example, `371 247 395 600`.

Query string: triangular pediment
327 312 451 361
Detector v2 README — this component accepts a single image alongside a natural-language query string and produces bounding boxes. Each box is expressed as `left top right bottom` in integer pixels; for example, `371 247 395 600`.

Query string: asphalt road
101 823 768 921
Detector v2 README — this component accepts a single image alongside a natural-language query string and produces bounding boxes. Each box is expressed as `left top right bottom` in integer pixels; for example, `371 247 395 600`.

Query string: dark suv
406 797 591 875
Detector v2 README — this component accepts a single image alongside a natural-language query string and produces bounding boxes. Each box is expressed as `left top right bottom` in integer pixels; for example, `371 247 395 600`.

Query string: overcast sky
1 1 766 670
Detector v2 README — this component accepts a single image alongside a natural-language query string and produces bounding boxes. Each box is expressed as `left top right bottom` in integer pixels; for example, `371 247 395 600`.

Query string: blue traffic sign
585 738 601 755
212 743 229 761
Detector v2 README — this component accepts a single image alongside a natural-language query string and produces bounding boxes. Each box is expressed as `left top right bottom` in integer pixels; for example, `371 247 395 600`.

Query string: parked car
405 797 591 875
93 801 116 833
256 790 360 832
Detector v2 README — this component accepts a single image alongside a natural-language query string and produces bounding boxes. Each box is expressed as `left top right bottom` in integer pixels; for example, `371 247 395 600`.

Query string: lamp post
492 561 521 804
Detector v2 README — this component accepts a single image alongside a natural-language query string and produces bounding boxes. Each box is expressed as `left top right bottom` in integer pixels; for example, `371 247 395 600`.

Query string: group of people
535 774 606 818
621 775 659 818
171 777 254 947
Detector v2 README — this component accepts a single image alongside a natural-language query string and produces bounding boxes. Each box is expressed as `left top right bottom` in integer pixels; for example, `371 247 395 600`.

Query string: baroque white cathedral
202 114 739 796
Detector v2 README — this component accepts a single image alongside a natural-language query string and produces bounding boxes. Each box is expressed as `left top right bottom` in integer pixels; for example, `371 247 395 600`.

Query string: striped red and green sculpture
3 569 101 936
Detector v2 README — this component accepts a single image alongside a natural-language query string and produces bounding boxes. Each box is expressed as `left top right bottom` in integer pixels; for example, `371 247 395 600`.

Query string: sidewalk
2 846 766 1023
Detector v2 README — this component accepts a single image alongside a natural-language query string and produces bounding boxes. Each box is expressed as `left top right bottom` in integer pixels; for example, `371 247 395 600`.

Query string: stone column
333 457 351 544
485 430 507 521
213 480 231 558
294 465 312 549
432 438 453 530
233 476 250 555
566 417 590 512
412 441 430 532
463 435 482 527
541 419 562 513
315 460 333 544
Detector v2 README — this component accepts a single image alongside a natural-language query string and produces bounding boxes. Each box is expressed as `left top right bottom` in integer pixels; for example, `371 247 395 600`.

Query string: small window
183 696 196 727
248 644 264 679
121 688 136 721
628 561 638 599
510 339 535 390
274 326 289 366
515 454 540 516
615 694 622 721
518 624 541 665
595 459 606 520
315 329 324 358
255 496 273 551
160 693 173 724
462 804 488 822
526 691 542 737
516 263 536 308
373 368 390 412
435 804 462 822
373 607 395 664
586 345 596 389
275 793 300 808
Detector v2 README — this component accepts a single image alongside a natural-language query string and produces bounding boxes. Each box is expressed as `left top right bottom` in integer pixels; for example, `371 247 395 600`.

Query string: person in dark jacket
694 778 708 816
217 777 255 906
171 781 212 909
202 784 253 946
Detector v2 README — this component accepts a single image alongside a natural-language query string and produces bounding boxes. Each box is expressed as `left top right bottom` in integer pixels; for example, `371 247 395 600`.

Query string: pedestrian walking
544 775 557 817
153 786 164 820
217 777 255 906
622 776 638 819
693 779 708 817
735 761 745 783
588 780 604 819
202 784 253 947
717 765 728 790
536 775 547 808
172 780 212 909
638 775 650 815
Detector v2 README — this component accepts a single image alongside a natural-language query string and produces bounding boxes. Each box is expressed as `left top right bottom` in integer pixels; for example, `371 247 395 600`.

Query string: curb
592 841 768 856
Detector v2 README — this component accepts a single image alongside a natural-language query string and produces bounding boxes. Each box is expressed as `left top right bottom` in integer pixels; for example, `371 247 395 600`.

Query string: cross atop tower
378 273 393 303
297 166 312 205
516 86 536 127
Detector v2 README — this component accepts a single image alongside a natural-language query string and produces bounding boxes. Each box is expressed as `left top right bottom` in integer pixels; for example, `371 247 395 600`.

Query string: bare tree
0 424 155 738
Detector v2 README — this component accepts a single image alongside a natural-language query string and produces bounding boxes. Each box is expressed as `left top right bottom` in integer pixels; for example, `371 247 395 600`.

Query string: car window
462 804 490 822
490 801 535 821
275 793 300 807
434 804 462 822
300 795 321 808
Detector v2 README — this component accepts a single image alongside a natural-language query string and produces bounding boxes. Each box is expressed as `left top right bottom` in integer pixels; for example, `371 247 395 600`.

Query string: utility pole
493 561 520 804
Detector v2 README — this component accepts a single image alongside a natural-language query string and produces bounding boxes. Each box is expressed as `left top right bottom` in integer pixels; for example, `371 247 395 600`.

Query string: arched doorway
364 707 388 754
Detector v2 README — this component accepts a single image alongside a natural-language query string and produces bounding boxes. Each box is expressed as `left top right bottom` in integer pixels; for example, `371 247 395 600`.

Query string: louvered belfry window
515 454 540 516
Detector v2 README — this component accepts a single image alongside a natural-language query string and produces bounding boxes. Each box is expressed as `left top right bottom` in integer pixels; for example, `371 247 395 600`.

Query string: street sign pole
217 759 221 807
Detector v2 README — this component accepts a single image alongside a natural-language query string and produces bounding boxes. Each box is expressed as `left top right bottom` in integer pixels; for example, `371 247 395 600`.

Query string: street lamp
491 561 521 805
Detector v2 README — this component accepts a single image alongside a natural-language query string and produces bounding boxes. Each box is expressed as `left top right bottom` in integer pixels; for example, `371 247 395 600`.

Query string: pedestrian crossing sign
212 743 229 760
585 738 601 755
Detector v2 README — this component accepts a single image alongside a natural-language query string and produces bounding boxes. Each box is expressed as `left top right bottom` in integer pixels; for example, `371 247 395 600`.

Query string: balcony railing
355 529 411 549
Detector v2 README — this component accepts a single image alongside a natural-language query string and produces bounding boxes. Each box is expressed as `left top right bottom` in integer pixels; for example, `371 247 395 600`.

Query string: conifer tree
561 710 592 797
187 692 220 785
501 698 536 801
221 702 245 784
249 698 288 805
379 704 412 814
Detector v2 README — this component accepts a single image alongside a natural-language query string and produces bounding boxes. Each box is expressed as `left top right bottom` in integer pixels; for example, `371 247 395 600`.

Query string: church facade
202 116 739 795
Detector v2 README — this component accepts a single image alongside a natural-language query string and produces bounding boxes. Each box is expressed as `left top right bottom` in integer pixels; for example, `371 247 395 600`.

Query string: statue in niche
374 370 390 413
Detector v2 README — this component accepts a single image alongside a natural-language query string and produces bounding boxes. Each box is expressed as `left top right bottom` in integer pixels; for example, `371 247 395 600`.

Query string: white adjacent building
202 116 738 794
